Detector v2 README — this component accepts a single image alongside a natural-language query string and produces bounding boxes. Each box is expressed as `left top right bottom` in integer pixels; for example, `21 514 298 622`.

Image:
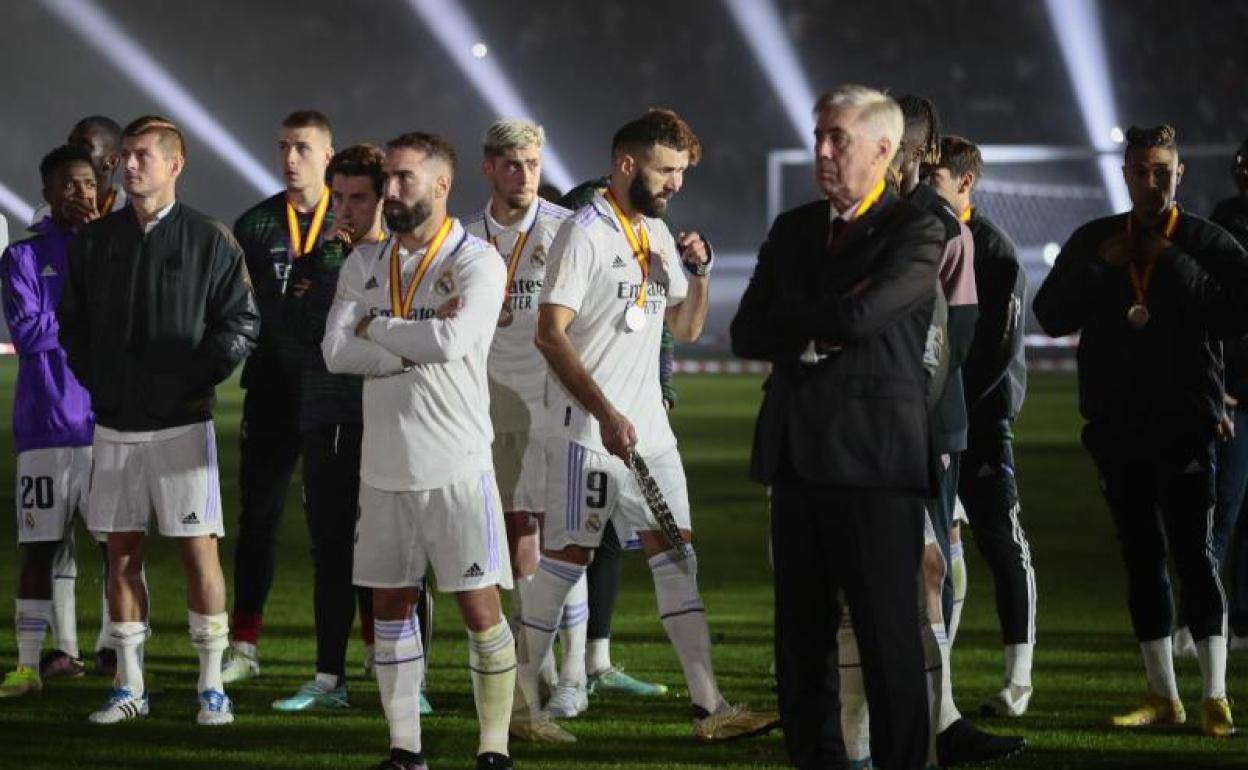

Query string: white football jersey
323 218 506 492
540 192 688 455
463 198 571 432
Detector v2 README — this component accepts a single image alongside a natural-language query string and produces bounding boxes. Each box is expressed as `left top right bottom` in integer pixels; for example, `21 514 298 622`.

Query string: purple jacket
1 218 94 452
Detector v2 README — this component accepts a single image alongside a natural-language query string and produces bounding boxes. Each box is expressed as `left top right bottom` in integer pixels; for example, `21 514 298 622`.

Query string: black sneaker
94 648 118 678
39 649 86 679
936 717 1025 766
371 748 427 770
476 753 514 769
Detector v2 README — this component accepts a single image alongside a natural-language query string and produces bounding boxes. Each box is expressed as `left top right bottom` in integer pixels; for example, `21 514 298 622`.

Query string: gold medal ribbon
99 187 117 215
484 212 538 306
286 187 331 259
604 189 651 308
389 217 455 319
828 178 886 251
1125 204 1180 307
959 205 973 224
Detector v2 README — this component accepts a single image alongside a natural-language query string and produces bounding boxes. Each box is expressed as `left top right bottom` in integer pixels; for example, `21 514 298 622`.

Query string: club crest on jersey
585 513 602 533
531 245 546 266
434 270 455 296
24 512 35 529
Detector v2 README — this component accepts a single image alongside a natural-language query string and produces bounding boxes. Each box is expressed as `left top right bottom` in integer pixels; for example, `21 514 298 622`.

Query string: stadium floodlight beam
722 0 819 147
402 0 575 191
1044 0 1131 213
0 182 36 226
37 0 280 196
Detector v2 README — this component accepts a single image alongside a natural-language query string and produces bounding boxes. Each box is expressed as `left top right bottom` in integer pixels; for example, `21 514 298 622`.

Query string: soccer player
29 116 128 228
511 108 776 744
59 115 259 725
223 110 335 683
463 120 591 717
28 116 129 676
0 145 100 697
324 131 515 770
269 144 388 711
1204 138 1248 652
1034 124 1248 737
927 135 1036 716
557 176 677 700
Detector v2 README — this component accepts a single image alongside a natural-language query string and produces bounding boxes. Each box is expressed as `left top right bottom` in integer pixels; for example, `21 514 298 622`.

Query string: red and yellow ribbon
604 189 651 308
389 217 455 319
485 213 537 305
286 187 331 259
1125 204 1180 306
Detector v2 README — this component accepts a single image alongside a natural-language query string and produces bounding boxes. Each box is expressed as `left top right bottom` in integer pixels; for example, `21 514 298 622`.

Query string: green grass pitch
0 361 1244 768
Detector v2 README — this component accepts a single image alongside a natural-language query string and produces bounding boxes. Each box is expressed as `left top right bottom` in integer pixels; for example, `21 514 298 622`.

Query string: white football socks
1196 634 1228 700
649 548 722 714
468 621 516 757
558 574 589 687
188 611 229 693
375 612 425 754
514 558 583 719
109 621 148 697
1140 638 1180 700
15 599 52 668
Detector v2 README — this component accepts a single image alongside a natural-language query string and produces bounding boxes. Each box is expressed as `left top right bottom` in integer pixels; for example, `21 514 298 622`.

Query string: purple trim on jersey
0 219 94 453
204 423 220 524
480 471 500 573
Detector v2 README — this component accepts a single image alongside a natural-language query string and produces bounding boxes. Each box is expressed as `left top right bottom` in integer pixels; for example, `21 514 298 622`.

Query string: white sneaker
1172 627 1197 659
221 644 260 684
979 684 1033 717
197 689 234 726
89 687 149 724
544 681 588 719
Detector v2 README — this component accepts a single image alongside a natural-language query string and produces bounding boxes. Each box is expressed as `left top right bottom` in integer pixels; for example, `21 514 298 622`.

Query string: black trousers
586 520 623 641
302 423 372 679
771 478 929 770
959 418 1036 645
233 386 302 624
1083 424 1226 642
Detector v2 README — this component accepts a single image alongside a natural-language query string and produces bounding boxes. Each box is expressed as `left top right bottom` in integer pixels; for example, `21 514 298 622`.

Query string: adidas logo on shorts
181 511 200 525
612 255 627 268
463 563 484 579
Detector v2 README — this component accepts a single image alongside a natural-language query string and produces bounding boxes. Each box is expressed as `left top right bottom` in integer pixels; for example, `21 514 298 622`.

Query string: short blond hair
123 114 186 160
483 119 545 157
813 85 903 151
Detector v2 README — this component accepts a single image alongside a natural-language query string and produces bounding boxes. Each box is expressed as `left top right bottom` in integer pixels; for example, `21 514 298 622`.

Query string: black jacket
1033 210 1248 437
731 192 945 491
1211 195 1248 401
963 209 1027 422
59 203 260 431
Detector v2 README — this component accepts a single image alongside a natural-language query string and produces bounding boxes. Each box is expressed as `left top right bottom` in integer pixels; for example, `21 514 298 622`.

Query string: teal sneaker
419 690 433 715
587 666 668 697
272 680 350 711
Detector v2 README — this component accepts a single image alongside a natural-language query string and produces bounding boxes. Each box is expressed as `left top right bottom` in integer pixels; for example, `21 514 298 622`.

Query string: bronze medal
1127 304 1150 329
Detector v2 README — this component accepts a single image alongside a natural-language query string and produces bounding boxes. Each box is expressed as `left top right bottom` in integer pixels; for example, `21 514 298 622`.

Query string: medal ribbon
484 210 538 306
829 178 886 252
959 205 973 224
99 187 117 216
285 187 331 259
389 217 455 319
604 189 651 308
1125 204 1180 307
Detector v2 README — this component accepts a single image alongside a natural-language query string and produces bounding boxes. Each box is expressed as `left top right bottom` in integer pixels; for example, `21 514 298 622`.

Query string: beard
627 174 667 218
383 197 432 233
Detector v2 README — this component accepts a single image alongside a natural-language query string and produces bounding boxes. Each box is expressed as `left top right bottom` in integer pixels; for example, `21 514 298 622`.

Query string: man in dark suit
731 84 943 770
